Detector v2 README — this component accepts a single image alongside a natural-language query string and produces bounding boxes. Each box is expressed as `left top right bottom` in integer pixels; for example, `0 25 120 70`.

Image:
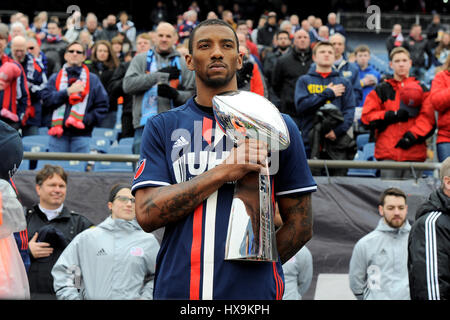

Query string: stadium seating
35 160 87 172
92 127 119 143
22 135 50 153
89 136 111 153
92 160 134 172
356 133 370 151
107 144 132 155
347 142 378 177
19 159 30 171
118 137 133 147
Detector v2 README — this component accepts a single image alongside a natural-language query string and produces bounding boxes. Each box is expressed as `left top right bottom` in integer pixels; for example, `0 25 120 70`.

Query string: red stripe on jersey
189 204 204 300
202 117 213 145
272 262 280 299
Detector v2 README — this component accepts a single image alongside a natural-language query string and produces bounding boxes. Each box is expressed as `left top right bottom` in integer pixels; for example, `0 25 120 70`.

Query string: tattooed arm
276 193 313 264
135 139 267 232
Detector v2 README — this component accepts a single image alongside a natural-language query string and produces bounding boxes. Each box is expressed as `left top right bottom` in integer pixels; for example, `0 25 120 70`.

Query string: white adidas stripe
425 211 442 300
202 191 218 300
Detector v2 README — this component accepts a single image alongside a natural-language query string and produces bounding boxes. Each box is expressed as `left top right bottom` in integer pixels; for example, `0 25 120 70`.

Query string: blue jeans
133 127 144 155
48 135 91 153
410 66 426 82
437 143 450 162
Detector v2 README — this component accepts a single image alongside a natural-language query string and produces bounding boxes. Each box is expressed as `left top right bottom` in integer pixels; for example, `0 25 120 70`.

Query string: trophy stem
224 160 278 261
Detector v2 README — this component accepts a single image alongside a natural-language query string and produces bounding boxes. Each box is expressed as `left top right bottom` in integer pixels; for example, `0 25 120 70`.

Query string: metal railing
23 151 441 172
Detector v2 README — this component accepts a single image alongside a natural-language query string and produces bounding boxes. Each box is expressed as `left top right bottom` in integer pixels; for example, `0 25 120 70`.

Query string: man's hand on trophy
222 138 268 182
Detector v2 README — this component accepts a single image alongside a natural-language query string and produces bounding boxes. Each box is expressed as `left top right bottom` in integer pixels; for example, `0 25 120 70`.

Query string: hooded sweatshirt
349 218 411 300
51 216 159 300
294 68 356 154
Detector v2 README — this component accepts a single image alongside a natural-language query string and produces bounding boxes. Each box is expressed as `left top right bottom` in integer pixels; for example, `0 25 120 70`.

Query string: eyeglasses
68 49 84 55
114 196 136 204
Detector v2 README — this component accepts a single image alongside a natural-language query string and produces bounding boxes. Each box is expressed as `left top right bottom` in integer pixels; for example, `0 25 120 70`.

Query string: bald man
123 22 195 154
326 12 346 37
329 33 362 106
271 29 313 129
10 36 46 136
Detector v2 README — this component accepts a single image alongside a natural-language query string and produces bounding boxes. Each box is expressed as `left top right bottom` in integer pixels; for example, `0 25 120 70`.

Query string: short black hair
276 30 290 39
188 19 239 54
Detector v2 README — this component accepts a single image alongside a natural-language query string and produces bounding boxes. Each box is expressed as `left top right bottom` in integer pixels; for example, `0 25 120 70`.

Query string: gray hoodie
349 218 411 300
122 48 195 129
52 216 159 300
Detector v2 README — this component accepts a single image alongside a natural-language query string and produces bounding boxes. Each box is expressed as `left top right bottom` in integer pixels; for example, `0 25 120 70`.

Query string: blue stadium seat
118 137 134 147
362 142 375 161
92 127 118 143
92 160 134 172
356 133 370 151
36 160 87 172
107 144 132 155
19 159 30 171
22 135 50 153
89 137 111 153
347 142 378 177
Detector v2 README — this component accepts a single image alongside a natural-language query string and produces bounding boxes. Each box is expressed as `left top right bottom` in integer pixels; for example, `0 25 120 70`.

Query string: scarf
48 64 90 137
140 49 181 126
1 55 19 122
46 34 62 43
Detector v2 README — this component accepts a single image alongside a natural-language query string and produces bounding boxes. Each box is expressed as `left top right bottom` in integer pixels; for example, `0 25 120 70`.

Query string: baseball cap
0 120 23 180
398 82 424 117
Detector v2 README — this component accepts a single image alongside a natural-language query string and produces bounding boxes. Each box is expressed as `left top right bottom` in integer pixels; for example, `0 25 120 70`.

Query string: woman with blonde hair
87 40 119 128
434 32 450 67
430 54 450 162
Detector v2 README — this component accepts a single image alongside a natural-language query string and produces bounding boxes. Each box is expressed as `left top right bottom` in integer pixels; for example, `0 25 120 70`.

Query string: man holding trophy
132 19 317 300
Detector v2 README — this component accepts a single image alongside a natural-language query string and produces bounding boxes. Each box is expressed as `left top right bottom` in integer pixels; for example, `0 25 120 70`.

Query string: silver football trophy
212 91 290 261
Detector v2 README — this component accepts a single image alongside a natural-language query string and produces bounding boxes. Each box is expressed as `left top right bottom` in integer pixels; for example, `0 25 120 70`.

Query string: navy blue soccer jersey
131 97 317 300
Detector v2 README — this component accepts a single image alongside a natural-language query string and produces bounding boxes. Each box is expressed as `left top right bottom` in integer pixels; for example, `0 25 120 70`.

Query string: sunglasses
27 46 35 50
68 49 84 55
114 196 136 204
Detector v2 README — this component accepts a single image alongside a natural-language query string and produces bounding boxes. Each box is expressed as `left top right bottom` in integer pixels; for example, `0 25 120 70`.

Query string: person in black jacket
408 156 450 300
271 29 312 128
257 12 278 47
403 24 433 82
86 40 120 128
26 165 93 300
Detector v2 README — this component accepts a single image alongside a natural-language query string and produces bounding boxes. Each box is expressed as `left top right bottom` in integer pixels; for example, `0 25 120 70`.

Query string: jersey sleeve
131 115 173 195
274 114 317 196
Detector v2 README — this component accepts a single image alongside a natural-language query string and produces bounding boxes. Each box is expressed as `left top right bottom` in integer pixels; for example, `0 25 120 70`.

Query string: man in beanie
361 47 435 178
25 164 93 299
0 119 30 299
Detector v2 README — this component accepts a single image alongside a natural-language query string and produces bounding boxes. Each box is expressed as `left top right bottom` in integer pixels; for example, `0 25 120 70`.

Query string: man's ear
236 51 243 70
378 205 384 217
185 53 195 71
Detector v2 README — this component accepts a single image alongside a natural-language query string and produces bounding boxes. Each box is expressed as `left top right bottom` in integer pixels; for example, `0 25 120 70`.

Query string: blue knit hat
0 120 23 180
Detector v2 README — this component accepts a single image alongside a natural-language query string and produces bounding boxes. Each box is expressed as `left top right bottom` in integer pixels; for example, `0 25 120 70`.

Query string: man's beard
384 216 406 229
198 70 235 89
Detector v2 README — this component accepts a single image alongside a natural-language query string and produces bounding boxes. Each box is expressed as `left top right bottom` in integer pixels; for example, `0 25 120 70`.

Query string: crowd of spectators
0 5 449 175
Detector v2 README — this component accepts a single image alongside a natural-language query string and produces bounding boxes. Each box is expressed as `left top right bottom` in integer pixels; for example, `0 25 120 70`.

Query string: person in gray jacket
349 187 411 300
282 246 313 300
51 183 160 300
123 22 195 154
274 206 313 300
